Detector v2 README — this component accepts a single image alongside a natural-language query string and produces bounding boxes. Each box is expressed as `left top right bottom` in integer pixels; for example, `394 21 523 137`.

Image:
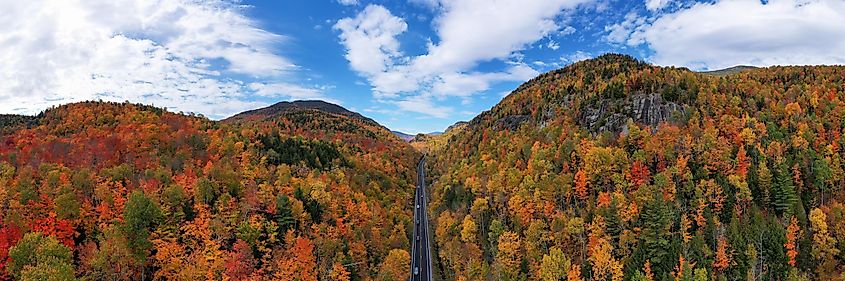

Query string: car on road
416 204 419 209
417 235 420 241
414 267 419 275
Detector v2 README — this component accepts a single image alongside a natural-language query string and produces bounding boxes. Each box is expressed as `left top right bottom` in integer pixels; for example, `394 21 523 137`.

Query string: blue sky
2 0 844 133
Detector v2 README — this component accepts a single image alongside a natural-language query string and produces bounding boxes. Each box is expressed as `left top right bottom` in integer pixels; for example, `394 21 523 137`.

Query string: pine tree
772 161 797 216
275 194 296 237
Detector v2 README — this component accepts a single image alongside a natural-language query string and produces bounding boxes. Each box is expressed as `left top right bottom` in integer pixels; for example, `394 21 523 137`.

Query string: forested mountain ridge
223 100 379 126
0 115 37 136
426 54 845 280
0 100 419 280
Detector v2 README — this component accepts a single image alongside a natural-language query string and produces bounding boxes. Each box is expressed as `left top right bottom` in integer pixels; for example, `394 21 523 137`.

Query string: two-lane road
410 155 432 281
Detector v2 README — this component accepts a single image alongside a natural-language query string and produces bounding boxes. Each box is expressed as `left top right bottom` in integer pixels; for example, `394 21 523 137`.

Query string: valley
1 54 844 280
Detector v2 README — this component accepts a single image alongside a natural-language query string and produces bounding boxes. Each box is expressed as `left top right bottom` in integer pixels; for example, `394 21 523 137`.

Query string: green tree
121 191 162 264
812 156 832 205
276 194 296 236
488 219 504 255
772 161 797 216
6 232 75 281
640 186 674 275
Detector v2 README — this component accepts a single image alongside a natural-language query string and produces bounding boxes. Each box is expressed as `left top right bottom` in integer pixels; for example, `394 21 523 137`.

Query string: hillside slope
0 100 418 280
427 54 845 280
223 100 378 125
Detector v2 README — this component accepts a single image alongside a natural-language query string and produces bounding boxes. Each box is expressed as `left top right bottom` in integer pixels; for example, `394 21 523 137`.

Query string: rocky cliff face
579 93 686 135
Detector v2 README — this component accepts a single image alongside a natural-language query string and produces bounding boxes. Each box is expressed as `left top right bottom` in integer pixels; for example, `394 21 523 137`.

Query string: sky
2 0 844 134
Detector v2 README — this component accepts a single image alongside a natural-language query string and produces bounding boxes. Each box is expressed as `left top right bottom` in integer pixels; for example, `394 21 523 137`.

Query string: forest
0 101 419 280
1 53 844 281
423 54 845 280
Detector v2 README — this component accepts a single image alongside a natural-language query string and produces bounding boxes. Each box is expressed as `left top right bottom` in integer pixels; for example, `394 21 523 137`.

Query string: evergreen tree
275 194 296 236
772 161 797 216
640 186 674 276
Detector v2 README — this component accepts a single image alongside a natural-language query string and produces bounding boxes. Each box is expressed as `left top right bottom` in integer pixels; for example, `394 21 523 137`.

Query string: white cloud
560 26 577 36
0 0 312 118
547 40 561 50
626 0 845 70
413 0 588 74
248 82 330 100
334 5 408 77
335 1 589 117
431 64 539 97
562 51 593 63
604 11 646 44
645 0 672 11
394 96 453 119
337 0 359 5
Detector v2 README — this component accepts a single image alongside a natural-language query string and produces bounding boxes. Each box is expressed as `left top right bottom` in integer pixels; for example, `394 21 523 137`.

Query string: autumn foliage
425 54 845 280
0 101 419 280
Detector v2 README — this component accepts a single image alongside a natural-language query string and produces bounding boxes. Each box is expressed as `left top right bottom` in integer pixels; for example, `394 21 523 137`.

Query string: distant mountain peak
391 130 415 142
223 100 377 124
700 65 758 76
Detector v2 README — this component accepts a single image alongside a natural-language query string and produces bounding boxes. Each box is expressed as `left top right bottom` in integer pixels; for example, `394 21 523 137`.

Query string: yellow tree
377 249 409 281
540 247 570 281
809 208 839 278
461 215 478 243
496 231 523 279
588 216 623 281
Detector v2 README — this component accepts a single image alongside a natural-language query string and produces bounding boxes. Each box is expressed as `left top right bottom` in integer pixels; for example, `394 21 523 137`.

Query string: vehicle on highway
416 204 419 209
414 267 419 275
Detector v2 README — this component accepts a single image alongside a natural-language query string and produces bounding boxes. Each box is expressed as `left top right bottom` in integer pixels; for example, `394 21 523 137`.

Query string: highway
410 155 432 281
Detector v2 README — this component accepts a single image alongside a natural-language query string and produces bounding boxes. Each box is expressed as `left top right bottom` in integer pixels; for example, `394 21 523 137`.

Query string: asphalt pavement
410 155 432 281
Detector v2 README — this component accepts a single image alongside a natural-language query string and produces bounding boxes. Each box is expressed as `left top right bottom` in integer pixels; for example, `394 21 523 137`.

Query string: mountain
425 54 845 280
3 53 845 281
223 100 377 125
700 65 758 76
0 100 419 280
409 121 468 153
392 130 415 141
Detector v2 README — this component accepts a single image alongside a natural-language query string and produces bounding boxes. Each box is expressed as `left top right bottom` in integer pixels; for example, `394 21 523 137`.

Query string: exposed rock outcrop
493 115 530 131
579 93 686 134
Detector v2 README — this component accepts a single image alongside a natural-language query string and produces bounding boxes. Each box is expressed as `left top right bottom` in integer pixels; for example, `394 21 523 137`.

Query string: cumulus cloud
334 5 408 78
413 0 587 73
335 0 588 117
0 0 322 118
625 0 845 70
